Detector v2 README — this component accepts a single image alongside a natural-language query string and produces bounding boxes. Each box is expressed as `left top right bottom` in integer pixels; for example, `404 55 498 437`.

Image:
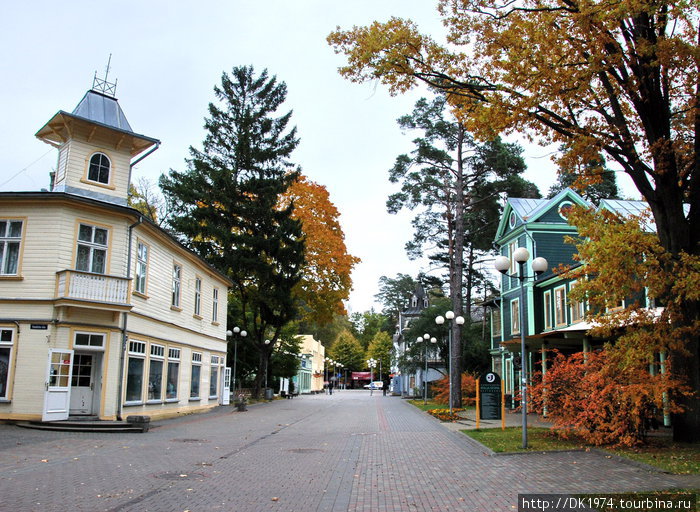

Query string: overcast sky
0 1 639 314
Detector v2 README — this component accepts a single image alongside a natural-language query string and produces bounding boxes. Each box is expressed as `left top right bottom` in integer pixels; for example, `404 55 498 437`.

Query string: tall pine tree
159 66 305 397
387 95 539 409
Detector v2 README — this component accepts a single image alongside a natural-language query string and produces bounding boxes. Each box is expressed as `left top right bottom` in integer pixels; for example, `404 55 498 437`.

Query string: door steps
15 415 150 433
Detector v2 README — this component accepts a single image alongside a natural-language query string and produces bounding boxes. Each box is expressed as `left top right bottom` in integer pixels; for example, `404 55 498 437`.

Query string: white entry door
221 367 231 405
42 349 73 421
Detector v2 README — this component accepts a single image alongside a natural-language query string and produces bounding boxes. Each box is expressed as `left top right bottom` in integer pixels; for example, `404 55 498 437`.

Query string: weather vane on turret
92 54 117 97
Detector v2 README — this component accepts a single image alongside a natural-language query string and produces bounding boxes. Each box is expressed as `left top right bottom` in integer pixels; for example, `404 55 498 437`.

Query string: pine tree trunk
451 126 466 410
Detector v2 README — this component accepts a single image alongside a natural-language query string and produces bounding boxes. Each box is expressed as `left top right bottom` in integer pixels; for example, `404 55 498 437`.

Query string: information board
478 372 502 420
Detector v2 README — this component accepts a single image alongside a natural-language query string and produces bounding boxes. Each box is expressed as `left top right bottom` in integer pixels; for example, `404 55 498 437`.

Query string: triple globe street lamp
226 327 247 394
435 311 465 415
494 247 548 449
417 333 437 405
367 358 377 395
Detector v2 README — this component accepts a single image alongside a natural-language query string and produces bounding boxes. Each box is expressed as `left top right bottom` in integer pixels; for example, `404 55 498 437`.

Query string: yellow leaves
328 1 699 179
280 175 360 324
563 205 700 359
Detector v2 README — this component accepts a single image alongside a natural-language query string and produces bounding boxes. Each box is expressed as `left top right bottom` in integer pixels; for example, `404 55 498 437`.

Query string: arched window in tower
88 153 111 184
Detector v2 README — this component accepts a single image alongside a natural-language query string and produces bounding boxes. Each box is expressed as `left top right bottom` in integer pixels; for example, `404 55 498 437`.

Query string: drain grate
153 471 208 481
287 448 325 454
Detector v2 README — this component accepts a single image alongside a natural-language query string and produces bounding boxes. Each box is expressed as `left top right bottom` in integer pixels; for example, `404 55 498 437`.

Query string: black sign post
478 372 502 422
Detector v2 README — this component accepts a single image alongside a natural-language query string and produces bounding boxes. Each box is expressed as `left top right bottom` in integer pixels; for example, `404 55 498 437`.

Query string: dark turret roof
72 90 133 132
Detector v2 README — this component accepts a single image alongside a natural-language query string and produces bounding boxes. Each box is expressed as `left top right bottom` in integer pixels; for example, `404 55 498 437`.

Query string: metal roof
599 199 650 217
509 197 547 220
72 90 133 132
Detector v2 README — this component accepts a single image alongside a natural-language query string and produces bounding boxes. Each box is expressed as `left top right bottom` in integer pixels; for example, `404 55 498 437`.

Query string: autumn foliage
281 175 360 325
432 373 477 407
529 350 686 447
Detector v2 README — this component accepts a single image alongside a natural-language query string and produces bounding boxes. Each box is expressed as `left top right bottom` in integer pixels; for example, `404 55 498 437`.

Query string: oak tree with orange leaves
328 0 700 442
282 175 360 326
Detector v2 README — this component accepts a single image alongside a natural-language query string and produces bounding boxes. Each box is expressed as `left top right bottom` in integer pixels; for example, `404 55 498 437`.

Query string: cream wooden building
0 84 231 422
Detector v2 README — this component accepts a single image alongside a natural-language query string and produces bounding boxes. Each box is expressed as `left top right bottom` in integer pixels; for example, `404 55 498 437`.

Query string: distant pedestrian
383 376 390 396
328 379 334 395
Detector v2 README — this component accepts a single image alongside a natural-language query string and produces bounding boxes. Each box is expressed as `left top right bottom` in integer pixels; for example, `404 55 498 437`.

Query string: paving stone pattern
0 391 697 511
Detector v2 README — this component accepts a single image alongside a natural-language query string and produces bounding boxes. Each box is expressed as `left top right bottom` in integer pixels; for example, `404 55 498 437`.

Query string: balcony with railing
55 270 132 311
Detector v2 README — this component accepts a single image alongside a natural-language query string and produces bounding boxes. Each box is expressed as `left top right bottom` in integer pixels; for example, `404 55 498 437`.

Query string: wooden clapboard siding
61 138 131 200
129 223 229 341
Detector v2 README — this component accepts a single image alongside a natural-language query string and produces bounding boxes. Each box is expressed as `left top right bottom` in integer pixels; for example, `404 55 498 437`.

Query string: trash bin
264 388 274 400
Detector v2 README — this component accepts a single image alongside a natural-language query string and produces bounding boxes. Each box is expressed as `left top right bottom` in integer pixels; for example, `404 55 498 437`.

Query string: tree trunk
671 300 700 443
451 126 466 410
636 162 700 442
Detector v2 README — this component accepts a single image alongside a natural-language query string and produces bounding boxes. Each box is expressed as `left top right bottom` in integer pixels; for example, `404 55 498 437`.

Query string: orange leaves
280 175 360 325
530 349 689 447
562 206 700 358
432 373 477 406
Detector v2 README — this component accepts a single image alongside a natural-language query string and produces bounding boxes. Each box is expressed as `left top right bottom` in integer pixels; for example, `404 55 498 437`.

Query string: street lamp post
264 339 272 394
367 358 377 395
226 327 247 394
435 311 465 415
494 247 548 449
419 333 437 405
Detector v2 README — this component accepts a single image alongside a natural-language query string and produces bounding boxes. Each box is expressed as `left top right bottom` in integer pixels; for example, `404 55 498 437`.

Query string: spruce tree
159 66 305 397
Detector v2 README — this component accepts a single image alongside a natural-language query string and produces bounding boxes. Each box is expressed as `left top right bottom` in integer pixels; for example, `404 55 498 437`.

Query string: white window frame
510 298 520 335
569 281 585 324
508 241 518 275
87 152 111 185
543 291 552 330
0 219 23 276
212 288 219 323
491 308 502 338
209 355 221 399
125 340 146 405
172 264 182 309
135 241 149 295
0 328 15 400
194 277 202 317
554 285 567 327
166 348 181 402
190 352 202 400
76 223 109 274
147 344 165 403
74 332 105 350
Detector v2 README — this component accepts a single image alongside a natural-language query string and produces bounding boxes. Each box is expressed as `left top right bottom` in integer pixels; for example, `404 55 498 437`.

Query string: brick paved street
1 391 697 512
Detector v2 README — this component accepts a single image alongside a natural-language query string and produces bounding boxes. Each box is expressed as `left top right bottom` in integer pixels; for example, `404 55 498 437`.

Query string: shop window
209 355 221 398
0 220 23 275
166 348 180 400
190 352 202 399
0 328 14 399
125 340 146 403
148 344 165 402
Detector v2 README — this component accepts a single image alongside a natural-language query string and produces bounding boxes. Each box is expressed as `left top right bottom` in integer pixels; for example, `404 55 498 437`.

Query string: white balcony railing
56 270 131 306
